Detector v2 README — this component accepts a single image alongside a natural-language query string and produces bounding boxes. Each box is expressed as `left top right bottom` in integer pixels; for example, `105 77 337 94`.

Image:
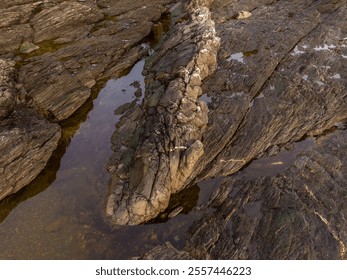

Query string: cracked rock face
0 107 61 200
140 129 347 260
0 58 61 200
107 0 347 226
135 0 347 259
0 59 17 120
106 0 220 225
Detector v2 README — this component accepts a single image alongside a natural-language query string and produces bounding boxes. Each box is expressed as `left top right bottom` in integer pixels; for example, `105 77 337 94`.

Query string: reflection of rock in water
0 0 347 260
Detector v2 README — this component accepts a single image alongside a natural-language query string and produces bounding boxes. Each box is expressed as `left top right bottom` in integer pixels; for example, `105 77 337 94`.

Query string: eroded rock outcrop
106 0 220 225
141 128 347 260
194 0 347 181
186 133 347 260
0 0 176 200
107 0 347 226
0 59 17 120
0 59 61 200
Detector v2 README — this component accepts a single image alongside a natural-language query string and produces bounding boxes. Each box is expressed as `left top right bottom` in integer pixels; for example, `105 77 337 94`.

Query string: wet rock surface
0 0 176 199
0 0 346 260
107 0 347 226
141 128 347 259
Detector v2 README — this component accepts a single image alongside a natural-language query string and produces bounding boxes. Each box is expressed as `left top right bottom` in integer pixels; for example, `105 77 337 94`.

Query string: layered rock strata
107 0 347 226
0 59 61 200
0 0 176 200
141 128 347 259
106 0 220 225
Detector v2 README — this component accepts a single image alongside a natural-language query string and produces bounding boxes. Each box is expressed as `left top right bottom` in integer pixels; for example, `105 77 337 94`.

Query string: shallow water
0 58 329 259
0 59 218 259
239 138 315 179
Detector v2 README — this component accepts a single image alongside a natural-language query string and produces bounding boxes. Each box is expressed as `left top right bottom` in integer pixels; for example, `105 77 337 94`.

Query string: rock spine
106 0 220 225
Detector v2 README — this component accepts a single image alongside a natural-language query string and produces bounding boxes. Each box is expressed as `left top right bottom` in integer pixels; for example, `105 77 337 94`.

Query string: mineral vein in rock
106 0 220 225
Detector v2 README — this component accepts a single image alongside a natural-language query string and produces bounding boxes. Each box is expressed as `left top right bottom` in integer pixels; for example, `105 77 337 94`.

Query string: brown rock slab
0 107 61 200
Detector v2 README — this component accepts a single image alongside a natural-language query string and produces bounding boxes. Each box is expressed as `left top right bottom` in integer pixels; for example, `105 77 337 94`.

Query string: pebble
236 11 252 19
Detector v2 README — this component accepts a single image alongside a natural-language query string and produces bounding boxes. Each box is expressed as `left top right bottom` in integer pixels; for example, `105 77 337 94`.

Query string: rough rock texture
0 56 61 200
137 0 347 258
0 107 61 200
1 0 346 260
0 0 176 200
187 133 347 260
106 0 220 225
194 0 347 180
31 2 104 44
107 0 347 225
136 242 193 260
16 0 175 121
141 128 347 260
0 59 17 120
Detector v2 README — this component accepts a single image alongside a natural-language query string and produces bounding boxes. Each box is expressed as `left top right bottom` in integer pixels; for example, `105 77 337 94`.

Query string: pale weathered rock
236 11 252 19
140 128 347 260
132 0 347 259
0 59 17 120
193 0 347 181
107 0 346 226
19 41 39 54
106 0 220 225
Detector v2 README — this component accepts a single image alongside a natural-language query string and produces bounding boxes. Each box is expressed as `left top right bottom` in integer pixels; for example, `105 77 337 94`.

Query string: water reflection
0 59 211 259
0 60 148 259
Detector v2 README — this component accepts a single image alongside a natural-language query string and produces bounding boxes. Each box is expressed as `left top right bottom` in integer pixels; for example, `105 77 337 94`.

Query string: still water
0 58 318 259
0 60 207 259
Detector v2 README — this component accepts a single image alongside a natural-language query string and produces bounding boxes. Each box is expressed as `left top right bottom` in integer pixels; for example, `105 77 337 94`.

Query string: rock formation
0 0 346 260
141 128 347 259
0 0 176 200
0 59 61 200
106 0 347 226
106 0 220 225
